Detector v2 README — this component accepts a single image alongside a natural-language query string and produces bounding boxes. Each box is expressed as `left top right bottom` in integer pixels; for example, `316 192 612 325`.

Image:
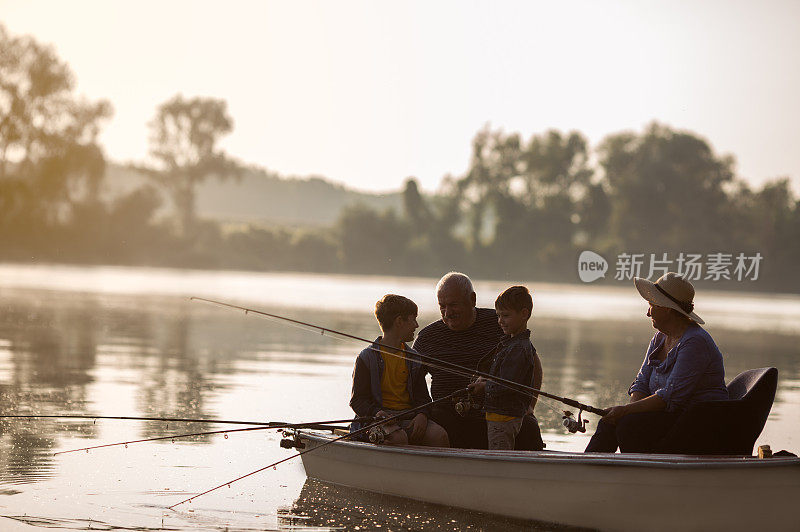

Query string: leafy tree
726 178 797 288
337 204 411 274
106 186 167 262
225 227 294 271
520 130 594 205
401 177 466 275
505 129 594 275
575 181 611 247
0 23 111 241
597 122 735 253
449 126 594 278
454 125 524 250
147 94 239 237
0 24 71 177
402 178 431 226
289 229 341 272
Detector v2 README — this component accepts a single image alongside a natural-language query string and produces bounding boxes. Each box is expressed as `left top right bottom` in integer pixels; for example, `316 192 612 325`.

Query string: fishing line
192 297 609 416
267 315 480 384
363 343 567 416
56 426 269 455
236 310 503 399
203 298 489 389
199 298 491 383
168 390 464 509
0 415 357 426
365 344 584 428
52 419 365 455
305 324 567 418
362 343 571 423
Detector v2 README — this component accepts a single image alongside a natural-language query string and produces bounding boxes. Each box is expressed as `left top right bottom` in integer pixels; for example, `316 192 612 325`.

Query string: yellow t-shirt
485 412 518 422
380 344 411 410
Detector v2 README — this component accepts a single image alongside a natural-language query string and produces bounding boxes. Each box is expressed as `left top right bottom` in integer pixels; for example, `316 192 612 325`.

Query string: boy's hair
495 285 533 315
375 294 418 331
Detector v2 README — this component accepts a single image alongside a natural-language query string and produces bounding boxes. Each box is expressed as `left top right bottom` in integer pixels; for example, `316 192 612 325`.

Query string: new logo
578 251 608 283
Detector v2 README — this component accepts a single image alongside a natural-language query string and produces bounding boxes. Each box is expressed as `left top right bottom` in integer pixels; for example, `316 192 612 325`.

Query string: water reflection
281 478 590 531
136 306 220 439
0 295 98 483
0 276 797 530
0 288 385 486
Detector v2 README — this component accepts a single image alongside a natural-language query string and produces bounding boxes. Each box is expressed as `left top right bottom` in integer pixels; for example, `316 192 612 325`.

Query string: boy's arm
476 344 500 375
529 352 542 413
492 345 534 404
349 356 381 418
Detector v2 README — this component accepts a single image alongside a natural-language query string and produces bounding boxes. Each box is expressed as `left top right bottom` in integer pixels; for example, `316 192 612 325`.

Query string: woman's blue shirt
628 325 728 412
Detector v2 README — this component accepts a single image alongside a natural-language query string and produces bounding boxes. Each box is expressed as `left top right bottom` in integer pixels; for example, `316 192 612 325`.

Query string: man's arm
411 331 430 378
410 358 433 416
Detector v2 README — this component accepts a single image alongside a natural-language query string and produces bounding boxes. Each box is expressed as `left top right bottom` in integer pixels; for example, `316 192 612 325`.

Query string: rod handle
561 398 608 416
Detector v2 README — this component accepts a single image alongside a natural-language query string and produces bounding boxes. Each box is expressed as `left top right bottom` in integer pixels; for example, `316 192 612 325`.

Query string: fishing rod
0 415 358 427
192 297 609 417
53 418 364 456
168 389 464 509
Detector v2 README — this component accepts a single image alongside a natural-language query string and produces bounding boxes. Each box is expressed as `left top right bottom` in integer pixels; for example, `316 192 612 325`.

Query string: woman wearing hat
585 272 729 453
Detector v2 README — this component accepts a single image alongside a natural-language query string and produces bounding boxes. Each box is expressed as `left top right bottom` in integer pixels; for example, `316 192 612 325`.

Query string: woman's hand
409 413 427 444
602 405 629 425
603 394 666 425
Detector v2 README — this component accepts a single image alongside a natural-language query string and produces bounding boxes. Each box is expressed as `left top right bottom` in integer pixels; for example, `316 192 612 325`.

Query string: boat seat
654 367 778 456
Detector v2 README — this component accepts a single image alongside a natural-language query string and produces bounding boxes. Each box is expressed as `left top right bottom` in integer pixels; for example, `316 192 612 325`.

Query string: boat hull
296 431 800 532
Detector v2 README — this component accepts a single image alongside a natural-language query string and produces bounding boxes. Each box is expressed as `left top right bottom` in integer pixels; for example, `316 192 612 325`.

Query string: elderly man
413 272 544 450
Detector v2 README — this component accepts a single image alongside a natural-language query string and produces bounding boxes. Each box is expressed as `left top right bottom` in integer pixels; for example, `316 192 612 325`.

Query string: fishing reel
279 430 306 449
456 382 484 417
368 426 387 445
454 397 475 417
562 410 588 434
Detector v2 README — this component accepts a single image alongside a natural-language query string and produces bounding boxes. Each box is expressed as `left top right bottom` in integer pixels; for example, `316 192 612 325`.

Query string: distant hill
103 163 405 227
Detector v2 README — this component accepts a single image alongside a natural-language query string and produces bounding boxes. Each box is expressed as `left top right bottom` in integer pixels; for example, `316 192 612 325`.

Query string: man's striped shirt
412 307 504 401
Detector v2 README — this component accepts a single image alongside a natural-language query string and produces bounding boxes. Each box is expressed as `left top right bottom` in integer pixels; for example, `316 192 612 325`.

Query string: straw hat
634 272 704 324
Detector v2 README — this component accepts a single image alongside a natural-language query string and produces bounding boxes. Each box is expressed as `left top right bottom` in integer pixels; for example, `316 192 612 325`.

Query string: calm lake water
0 264 798 531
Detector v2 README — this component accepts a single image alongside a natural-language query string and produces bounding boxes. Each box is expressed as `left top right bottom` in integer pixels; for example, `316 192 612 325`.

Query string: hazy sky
2 0 799 192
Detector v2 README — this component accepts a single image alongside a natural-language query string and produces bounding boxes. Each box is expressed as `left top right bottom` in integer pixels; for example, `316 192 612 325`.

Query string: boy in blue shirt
469 286 540 450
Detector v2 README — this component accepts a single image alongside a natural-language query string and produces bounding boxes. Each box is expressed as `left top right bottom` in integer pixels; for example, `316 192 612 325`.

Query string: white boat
293 429 800 532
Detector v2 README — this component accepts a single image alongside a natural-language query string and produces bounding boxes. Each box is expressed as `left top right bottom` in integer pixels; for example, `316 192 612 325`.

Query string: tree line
2 24 798 291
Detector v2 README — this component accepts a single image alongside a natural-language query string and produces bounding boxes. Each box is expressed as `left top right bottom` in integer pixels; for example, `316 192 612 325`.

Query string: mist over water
0 265 797 531
3 263 800 332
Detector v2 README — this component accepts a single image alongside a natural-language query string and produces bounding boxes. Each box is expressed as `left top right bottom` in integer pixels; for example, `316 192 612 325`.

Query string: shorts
487 417 523 450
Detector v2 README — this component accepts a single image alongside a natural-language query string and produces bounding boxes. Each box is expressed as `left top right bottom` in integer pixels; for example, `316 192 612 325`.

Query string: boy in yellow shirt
350 294 449 446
